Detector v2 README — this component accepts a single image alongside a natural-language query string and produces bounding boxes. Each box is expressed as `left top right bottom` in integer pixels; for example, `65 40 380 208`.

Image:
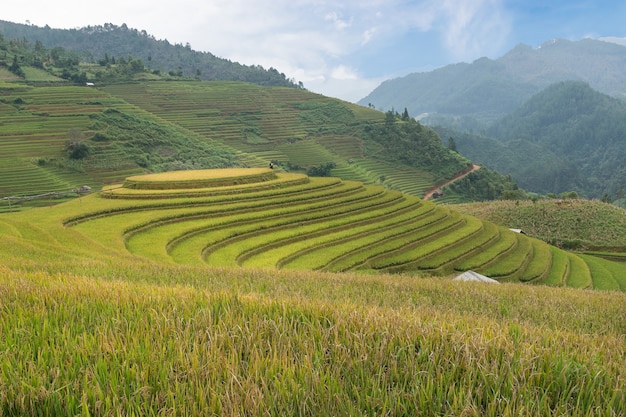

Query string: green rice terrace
0 79 468 214
8 168 621 289
1 79 625 415
1 169 626 415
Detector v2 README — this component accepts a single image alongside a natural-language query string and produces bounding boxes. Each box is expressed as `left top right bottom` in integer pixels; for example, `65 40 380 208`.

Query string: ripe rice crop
566 253 593 289
520 239 553 282
542 247 569 286
2 168 626 415
0 265 624 416
123 168 277 190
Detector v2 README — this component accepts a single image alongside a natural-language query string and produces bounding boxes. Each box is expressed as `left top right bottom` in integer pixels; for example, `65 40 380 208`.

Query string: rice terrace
2 164 626 415
0 45 625 414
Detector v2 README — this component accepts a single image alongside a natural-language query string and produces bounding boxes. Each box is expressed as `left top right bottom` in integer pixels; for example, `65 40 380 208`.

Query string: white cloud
2 0 513 101
306 75 387 103
325 12 353 31
433 0 512 61
361 28 377 45
599 36 626 46
331 65 359 80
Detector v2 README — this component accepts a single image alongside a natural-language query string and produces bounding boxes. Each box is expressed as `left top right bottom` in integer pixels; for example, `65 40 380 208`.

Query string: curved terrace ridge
121 168 277 191
63 169 626 290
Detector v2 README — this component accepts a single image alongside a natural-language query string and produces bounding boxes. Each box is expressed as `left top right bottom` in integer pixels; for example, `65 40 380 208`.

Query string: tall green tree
8 55 24 77
447 137 457 152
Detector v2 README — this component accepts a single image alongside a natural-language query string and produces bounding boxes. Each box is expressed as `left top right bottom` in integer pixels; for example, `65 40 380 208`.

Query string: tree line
0 21 302 88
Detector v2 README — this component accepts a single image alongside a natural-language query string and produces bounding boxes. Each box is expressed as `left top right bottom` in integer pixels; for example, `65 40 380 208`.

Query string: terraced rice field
103 83 343 171
0 84 142 199
102 83 336 149
100 82 447 194
68 169 626 289
2 81 451 209
331 158 436 198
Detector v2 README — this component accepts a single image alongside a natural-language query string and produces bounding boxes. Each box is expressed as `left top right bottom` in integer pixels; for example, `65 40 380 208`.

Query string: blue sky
3 0 626 101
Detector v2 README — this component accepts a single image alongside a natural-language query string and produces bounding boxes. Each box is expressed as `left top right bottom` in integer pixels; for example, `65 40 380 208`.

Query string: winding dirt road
422 164 481 200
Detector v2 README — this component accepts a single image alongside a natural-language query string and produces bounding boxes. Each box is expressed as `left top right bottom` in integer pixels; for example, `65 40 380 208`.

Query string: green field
1 169 625 415
1 76 626 415
4 169 624 289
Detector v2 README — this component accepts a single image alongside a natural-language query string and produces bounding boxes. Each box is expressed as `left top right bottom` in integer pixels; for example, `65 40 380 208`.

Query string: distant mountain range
360 38 626 124
433 81 626 199
359 38 626 200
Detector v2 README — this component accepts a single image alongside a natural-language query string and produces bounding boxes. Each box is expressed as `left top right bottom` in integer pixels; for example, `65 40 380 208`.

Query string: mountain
360 38 626 124
0 20 299 87
434 81 626 199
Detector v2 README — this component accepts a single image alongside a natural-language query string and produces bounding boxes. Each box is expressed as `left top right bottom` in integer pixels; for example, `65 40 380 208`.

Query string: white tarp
453 270 500 284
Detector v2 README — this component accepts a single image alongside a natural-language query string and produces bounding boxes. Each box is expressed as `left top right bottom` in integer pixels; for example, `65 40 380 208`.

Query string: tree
8 56 24 77
384 110 396 127
66 141 90 159
401 108 410 121
129 58 145 73
447 137 457 152
307 162 336 177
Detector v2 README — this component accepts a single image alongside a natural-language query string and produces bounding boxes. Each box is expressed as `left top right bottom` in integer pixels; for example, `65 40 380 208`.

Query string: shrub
66 141 90 159
307 162 336 177
91 132 109 142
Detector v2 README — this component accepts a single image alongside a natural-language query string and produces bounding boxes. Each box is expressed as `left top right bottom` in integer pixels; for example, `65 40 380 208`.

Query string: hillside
434 81 626 199
360 38 626 123
0 23 525 207
453 198 626 252
3 168 623 290
1 167 625 414
0 20 298 87
0 78 481 208
2 243 624 415
1 23 625 416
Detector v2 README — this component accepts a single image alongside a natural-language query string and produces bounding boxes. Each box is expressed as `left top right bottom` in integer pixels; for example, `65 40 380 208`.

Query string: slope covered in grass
453 198 626 251
1 169 625 415
101 81 471 192
0 83 241 208
3 169 624 290
0 266 624 416
1 79 476 211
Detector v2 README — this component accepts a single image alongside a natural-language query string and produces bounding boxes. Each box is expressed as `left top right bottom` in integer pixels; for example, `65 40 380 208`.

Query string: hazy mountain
0 20 299 88
434 81 626 199
360 38 626 124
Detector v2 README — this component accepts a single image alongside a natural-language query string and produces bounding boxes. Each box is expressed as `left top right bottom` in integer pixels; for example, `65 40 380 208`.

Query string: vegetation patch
0 266 624 415
453 198 626 251
1 27 626 415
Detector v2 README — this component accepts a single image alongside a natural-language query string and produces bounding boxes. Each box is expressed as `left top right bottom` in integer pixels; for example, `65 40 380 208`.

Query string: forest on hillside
0 20 300 87
361 111 471 180
434 81 626 200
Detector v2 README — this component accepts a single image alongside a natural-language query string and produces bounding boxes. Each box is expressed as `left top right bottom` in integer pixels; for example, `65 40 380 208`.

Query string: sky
3 0 626 102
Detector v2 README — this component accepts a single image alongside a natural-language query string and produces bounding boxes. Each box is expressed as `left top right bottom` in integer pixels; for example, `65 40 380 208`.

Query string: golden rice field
1 169 625 416
122 168 277 190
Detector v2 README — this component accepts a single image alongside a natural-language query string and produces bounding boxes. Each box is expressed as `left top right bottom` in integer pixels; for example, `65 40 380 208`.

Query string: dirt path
422 164 481 200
